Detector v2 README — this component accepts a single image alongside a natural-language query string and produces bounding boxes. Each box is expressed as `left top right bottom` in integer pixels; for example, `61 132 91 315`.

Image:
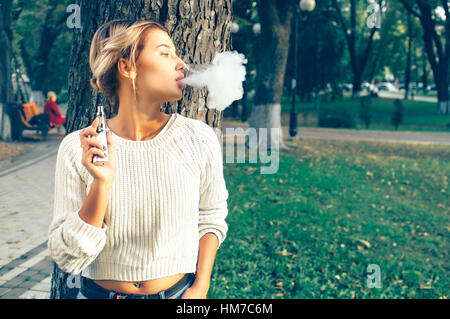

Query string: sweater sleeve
47 133 107 274
198 126 229 250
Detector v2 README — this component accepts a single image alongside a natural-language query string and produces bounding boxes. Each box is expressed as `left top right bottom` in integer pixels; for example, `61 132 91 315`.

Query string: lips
176 74 185 88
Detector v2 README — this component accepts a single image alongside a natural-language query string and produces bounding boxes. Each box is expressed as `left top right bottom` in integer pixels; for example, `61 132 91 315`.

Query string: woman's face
132 28 186 103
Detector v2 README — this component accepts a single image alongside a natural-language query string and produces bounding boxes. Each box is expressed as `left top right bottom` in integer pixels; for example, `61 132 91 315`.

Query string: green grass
209 139 449 299
276 95 450 132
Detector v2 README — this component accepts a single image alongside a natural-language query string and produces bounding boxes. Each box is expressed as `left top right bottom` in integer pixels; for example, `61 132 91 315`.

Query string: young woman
48 19 229 299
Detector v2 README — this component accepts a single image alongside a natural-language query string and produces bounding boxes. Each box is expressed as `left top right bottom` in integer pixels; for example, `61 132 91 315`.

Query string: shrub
359 96 372 129
392 99 403 131
318 107 356 128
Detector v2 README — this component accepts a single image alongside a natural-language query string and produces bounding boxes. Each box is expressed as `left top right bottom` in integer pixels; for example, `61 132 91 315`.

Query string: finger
81 137 102 153
91 116 100 129
80 126 98 139
85 136 104 150
89 147 106 160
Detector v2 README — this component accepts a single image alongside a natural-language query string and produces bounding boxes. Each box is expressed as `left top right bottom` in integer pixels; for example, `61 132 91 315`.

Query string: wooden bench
4 102 49 141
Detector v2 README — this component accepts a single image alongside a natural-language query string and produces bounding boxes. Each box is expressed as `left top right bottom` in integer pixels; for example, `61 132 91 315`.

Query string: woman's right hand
80 116 116 186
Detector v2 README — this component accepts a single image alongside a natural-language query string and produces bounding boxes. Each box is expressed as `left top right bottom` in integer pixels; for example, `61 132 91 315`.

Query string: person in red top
44 91 67 130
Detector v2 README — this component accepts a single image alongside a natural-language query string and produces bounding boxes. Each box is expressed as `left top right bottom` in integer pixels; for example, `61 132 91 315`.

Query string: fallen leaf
275 249 292 256
355 238 371 248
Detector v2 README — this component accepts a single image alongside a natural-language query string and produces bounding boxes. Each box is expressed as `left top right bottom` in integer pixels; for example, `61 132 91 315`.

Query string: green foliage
318 107 356 128
12 0 71 93
279 94 449 131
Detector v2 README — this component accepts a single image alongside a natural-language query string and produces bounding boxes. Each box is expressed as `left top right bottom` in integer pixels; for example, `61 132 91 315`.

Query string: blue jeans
76 273 195 299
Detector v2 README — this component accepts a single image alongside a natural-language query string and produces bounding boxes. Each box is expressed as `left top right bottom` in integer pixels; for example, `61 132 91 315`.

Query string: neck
108 97 169 141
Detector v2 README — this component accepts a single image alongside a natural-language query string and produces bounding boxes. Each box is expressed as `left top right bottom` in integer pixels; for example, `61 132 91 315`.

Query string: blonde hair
89 19 168 113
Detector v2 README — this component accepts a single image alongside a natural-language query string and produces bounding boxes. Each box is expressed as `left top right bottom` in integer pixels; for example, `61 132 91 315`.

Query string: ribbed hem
63 212 107 256
106 113 186 149
81 255 197 281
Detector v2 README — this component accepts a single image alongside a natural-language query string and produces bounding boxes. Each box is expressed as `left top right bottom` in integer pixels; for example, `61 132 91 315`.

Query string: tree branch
417 0 444 63
398 0 422 18
442 0 450 62
332 0 350 44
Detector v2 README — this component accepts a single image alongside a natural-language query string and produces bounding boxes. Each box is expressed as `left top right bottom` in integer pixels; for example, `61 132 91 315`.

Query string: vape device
93 105 109 163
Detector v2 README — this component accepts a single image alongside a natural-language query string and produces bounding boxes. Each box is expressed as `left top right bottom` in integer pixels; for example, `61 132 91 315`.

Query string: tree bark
0 0 13 141
401 0 450 114
333 0 379 97
51 0 232 299
404 12 412 100
0 0 13 104
247 0 294 152
417 0 450 115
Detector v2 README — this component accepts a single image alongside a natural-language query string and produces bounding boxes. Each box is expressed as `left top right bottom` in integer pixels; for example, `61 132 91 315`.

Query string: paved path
378 91 437 103
221 120 450 145
0 118 449 299
0 129 63 299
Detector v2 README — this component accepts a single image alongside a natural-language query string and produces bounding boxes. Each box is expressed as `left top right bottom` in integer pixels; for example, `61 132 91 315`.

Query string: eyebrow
157 43 175 51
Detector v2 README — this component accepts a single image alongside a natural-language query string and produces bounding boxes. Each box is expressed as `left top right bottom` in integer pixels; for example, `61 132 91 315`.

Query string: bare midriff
93 273 188 295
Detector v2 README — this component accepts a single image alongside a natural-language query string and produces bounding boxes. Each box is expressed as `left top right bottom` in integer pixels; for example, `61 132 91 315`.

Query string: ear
117 58 135 80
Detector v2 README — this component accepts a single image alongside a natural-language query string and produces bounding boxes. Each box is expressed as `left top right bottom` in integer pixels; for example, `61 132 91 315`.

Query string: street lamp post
289 0 316 139
289 5 300 138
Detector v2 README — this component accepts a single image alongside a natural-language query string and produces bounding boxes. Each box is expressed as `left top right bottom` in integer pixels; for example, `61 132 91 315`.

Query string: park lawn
209 138 449 299
278 95 450 132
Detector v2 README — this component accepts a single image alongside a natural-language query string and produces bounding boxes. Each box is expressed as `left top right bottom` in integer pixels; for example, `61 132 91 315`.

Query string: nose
176 56 187 71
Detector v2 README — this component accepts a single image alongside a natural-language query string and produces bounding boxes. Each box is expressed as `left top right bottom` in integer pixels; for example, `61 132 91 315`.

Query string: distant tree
400 0 450 115
0 0 13 104
0 0 14 142
247 0 295 151
332 0 382 97
404 11 414 100
14 0 70 107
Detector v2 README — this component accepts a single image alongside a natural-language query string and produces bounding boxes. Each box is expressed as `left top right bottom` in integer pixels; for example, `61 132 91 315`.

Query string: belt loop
158 290 165 299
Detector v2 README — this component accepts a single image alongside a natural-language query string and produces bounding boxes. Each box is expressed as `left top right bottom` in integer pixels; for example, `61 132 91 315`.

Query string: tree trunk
0 0 12 104
421 51 427 94
352 71 363 98
50 0 232 299
0 0 13 141
436 68 449 115
247 0 294 152
414 0 450 115
404 12 412 100
333 0 379 98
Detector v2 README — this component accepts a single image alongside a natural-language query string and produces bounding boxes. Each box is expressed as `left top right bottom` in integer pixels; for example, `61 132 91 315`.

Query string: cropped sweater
47 112 229 281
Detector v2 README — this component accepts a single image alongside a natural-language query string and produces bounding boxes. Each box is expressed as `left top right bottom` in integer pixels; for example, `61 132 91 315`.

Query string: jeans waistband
80 273 196 299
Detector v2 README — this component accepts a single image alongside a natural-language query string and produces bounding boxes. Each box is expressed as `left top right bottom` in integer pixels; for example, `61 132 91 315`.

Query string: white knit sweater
47 113 229 281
